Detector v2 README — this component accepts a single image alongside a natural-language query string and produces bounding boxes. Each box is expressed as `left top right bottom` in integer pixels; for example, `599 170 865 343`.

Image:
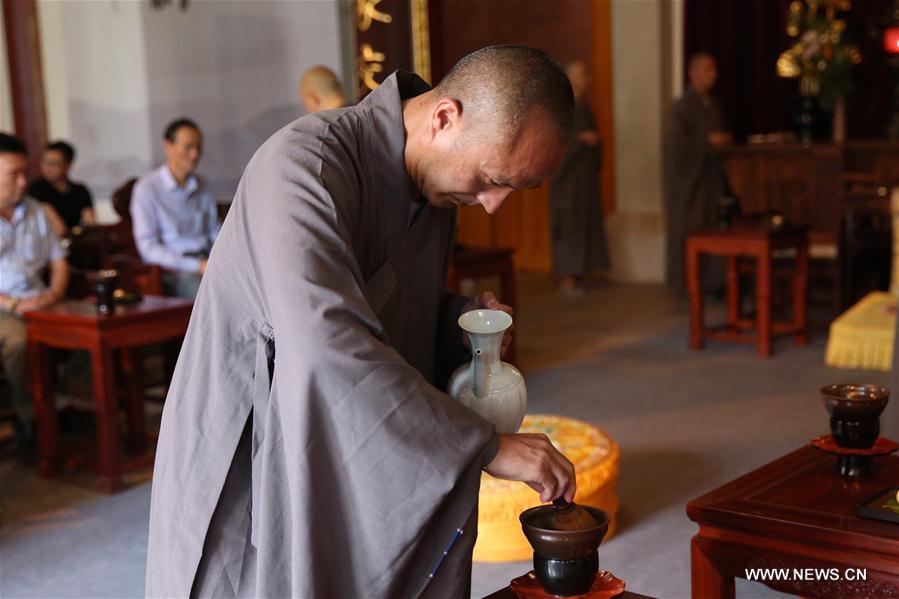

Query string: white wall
35 0 346 213
39 0 155 204
141 0 344 199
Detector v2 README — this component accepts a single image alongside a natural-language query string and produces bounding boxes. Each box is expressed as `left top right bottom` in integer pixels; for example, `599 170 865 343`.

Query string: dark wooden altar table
25 295 192 492
687 445 899 598
687 226 808 356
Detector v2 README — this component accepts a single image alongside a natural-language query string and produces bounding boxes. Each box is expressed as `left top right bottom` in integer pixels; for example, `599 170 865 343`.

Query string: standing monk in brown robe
549 61 609 293
145 46 577 599
665 53 732 294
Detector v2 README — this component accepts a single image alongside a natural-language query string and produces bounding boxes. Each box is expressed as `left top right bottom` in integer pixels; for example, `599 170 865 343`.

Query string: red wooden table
687 226 808 356
687 445 899 598
25 296 192 492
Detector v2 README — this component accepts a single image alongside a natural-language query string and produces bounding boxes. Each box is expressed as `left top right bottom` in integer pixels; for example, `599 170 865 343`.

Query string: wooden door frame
593 0 615 215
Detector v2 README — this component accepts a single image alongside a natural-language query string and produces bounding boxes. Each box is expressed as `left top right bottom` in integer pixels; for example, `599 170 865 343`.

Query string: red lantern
885 27 899 55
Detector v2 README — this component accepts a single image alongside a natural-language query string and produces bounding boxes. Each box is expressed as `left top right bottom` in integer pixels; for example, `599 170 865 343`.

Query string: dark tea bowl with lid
519 504 609 596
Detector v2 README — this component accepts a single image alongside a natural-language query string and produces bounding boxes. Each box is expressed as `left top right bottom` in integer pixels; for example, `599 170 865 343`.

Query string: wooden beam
2 0 47 177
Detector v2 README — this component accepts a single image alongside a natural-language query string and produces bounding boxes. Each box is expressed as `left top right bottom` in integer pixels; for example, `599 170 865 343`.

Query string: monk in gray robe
664 53 732 294
549 61 609 293
146 46 577 599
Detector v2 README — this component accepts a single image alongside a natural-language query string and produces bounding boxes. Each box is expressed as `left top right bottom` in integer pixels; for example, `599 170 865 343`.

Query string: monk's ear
430 98 462 139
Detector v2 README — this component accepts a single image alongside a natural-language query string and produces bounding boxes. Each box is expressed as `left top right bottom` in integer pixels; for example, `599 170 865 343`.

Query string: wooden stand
687 226 808 356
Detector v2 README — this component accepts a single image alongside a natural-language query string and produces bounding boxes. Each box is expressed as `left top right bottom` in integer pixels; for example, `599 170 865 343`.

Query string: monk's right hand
483 433 576 503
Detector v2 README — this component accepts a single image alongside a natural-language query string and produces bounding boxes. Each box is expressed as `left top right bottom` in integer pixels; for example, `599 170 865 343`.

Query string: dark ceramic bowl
519 505 610 561
831 419 880 449
821 384 889 421
533 551 599 596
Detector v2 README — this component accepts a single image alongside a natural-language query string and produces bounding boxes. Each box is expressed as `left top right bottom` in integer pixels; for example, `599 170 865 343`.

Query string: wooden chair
838 192 892 310
104 254 163 296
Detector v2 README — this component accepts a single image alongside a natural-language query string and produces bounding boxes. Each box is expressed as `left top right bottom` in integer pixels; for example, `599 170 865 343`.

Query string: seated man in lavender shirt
131 118 221 299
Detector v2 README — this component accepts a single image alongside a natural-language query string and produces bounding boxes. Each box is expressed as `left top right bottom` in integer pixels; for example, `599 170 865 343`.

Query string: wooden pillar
2 0 47 177
592 0 616 215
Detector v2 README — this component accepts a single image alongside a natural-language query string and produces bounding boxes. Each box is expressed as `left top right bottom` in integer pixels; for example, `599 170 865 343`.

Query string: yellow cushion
825 291 897 372
474 414 620 562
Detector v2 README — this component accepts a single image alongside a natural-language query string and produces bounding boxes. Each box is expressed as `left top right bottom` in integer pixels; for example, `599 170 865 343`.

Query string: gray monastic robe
664 87 728 293
145 72 499 599
549 99 609 277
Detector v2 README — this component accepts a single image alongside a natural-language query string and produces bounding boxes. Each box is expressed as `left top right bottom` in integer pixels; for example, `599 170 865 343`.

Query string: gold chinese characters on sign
357 0 392 32
359 43 386 91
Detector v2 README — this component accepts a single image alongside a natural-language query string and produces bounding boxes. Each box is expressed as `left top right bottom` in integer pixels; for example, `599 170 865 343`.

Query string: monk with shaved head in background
299 65 348 113
549 60 610 294
146 45 576 599
664 52 733 294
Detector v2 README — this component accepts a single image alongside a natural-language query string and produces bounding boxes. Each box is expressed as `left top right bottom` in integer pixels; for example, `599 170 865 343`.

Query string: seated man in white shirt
0 133 69 442
131 118 221 299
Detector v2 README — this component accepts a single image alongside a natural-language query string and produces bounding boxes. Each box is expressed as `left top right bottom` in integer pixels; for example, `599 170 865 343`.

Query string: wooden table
687 226 809 356
449 246 517 363
687 445 899 598
25 296 192 492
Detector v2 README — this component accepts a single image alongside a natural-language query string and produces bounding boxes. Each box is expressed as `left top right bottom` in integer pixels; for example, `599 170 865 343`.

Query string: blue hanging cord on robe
428 527 464 580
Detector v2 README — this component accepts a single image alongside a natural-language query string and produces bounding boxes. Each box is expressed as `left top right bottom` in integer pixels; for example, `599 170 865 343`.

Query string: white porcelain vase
447 309 527 434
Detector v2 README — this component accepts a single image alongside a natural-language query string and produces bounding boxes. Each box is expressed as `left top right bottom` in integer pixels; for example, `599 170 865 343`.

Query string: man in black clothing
28 140 95 233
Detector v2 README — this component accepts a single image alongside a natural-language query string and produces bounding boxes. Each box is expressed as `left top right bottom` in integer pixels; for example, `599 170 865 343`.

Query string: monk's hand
484 433 576 503
461 291 513 357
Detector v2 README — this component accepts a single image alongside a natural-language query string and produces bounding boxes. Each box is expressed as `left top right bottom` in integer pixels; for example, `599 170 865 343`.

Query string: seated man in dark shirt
27 140 95 234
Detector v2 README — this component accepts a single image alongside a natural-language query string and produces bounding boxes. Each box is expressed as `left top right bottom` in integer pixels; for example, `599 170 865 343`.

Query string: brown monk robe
145 46 578 599
664 53 732 294
549 61 609 290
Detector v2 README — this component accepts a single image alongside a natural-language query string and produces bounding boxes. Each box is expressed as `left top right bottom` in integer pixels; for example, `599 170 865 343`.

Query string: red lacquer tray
810 435 898 457
510 570 625 599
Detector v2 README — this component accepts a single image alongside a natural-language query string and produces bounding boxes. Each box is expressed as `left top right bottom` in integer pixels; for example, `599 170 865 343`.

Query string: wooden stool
687 226 809 357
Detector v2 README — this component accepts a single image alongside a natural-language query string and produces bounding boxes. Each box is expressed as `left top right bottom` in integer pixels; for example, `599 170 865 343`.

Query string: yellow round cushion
474 414 620 562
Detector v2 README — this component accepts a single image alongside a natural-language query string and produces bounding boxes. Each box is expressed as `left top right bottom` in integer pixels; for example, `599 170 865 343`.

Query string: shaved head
432 45 574 147
403 45 575 215
300 66 347 113
687 52 717 95
687 52 714 71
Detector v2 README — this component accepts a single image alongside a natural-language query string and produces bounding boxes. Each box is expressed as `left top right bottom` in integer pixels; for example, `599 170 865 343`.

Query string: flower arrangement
776 0 862 109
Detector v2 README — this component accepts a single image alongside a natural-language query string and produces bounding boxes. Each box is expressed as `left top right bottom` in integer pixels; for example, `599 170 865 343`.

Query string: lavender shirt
130 165 221 272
